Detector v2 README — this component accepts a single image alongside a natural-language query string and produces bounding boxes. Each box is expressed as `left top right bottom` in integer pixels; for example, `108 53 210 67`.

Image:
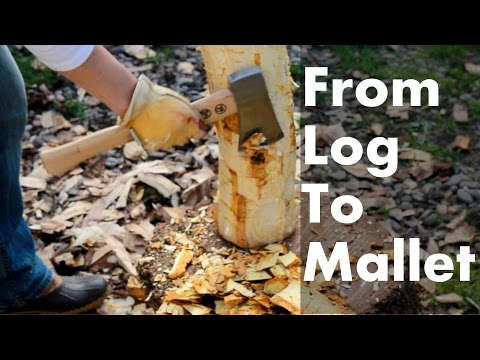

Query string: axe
40 66 284 176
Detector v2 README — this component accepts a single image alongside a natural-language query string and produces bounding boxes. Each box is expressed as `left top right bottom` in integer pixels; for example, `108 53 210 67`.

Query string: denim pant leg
0 46 52 312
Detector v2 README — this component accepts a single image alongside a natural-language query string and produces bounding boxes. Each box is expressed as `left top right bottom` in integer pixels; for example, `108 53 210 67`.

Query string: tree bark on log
199 46 297 248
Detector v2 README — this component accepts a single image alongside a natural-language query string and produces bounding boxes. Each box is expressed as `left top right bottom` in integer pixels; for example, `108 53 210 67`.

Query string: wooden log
199 45 297 248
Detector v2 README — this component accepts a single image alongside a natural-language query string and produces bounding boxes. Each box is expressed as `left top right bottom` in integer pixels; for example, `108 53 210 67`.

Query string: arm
60 46 137 116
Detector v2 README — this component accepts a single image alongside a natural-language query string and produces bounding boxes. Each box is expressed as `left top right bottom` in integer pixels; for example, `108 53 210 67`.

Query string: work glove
117 75 204 152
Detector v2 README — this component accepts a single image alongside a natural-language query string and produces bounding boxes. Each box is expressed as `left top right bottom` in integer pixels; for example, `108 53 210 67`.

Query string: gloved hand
117 75 204 152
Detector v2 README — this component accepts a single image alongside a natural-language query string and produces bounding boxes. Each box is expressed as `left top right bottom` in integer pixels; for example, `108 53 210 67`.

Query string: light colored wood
194 89 237 124
40 125 132 176
199 45 297 248
40 90 236 177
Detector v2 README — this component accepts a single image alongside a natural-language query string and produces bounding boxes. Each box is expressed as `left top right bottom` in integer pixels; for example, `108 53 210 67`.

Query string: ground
12 45 480 314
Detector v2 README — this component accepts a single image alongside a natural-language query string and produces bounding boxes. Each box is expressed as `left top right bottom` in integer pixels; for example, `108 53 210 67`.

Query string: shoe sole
10 292 109 315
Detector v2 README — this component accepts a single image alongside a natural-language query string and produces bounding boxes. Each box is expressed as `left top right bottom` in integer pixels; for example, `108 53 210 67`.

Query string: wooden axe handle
40 89 236 176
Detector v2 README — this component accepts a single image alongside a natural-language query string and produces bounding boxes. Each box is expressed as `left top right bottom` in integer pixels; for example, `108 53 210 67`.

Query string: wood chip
214 300 230 315
255 252 279 271
224 294 244 308
125 220 155 241
264 277 289 295
20 176 47 190
270 281 301 314
229 300 266 315
123 141 147 161
127 276 148 301
168 249 194 279
225 279 255 298
138 173 180 198
278 252 301 268
264 243 288 254
244 270 272 281
157 301 185 315
183 303 212 315
301 285 349 314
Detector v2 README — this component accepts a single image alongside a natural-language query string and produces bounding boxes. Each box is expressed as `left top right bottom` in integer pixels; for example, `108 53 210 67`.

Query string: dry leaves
386 103 410 120
465 62 480 75
342 163 375 180
124 45 156 60
453 103 469 123
398 148 432 162
445 224 476 244
315 124 346 146
452 135 471 150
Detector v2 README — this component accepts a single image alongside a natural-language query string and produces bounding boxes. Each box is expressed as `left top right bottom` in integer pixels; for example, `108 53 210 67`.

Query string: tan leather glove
118 75 204 152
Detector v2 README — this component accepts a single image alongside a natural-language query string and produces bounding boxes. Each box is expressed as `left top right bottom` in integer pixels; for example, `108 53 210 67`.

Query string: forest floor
12 45 480 314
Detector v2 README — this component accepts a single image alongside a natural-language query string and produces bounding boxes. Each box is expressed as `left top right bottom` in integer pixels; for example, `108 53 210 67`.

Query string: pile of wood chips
138 206 351 315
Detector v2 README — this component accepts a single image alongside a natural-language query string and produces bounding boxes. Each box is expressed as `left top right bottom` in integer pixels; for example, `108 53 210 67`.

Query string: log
199 45 297 248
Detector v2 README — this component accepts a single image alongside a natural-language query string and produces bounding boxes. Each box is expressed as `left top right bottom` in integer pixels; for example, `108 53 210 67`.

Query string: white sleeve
24 45 95 71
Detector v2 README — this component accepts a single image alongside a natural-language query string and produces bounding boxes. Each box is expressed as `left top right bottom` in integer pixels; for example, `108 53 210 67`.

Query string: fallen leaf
386 103 410 120
104 235 138 275
125 221 155 241
453 103 468 123
445 224 475 244
465 62 480 76
398 148 432 162
315 124 346 146
446 209 467 230
418 278 436 294
124 45 156 60
411 161 434 181
435 293 463 304
342 163 375 179
40 110 70 130
370 122 383 135
451 135 471 150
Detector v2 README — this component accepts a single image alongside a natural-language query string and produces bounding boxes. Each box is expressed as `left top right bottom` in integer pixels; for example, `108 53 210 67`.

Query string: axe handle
40 125 132 176
40 89 236 176
191 89 237 124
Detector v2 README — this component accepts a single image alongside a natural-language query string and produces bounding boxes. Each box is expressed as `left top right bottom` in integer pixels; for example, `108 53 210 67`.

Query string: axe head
228 67 284 151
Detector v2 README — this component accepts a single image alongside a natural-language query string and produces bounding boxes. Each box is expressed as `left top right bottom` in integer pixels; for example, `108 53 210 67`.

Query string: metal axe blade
228 67 284 151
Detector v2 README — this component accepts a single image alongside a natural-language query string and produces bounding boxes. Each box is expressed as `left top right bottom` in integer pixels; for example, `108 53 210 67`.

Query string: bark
199 45 297 248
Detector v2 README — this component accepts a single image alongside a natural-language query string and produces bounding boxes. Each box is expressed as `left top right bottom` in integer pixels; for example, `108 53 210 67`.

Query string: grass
145 46 173 65
64 97 87 119
11 49 57 87
368 206 390 217
436 263 480 312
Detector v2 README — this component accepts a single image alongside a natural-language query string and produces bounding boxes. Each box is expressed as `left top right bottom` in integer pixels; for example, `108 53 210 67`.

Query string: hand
117 75 204 151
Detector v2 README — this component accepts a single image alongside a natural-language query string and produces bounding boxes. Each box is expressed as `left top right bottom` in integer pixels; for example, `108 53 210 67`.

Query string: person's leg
0 46 53 312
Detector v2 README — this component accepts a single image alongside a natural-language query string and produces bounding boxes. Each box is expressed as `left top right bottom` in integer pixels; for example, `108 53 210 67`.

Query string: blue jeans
0 46 53 312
